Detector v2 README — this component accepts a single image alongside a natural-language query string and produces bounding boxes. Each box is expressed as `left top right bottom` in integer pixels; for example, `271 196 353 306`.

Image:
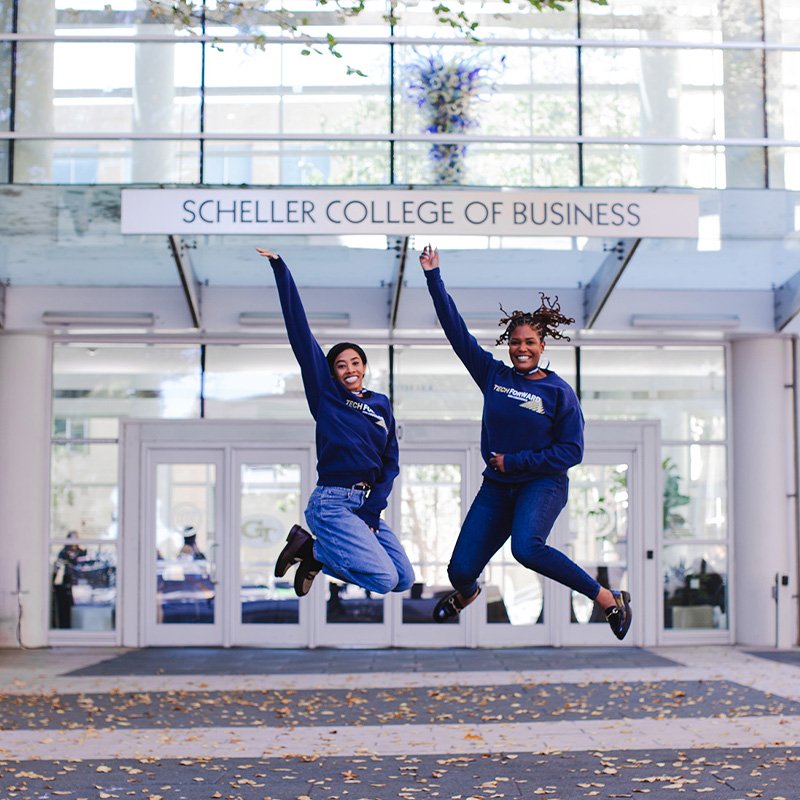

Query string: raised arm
420 245 494 389
257 248 330 413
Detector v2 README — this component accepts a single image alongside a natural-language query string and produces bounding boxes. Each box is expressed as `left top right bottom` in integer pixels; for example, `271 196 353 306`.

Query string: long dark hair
496 293 575 345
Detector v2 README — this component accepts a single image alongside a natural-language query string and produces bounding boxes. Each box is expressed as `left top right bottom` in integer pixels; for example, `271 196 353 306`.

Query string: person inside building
256 247 415 598
177 525 206 560
419 244 632 640
52 530 87 629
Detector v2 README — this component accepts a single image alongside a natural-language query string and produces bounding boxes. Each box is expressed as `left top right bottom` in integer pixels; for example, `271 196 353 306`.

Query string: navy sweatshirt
425 267 584 481
270 256 398 527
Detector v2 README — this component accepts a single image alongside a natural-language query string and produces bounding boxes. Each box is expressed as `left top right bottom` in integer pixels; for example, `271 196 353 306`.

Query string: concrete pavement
1 645 799 799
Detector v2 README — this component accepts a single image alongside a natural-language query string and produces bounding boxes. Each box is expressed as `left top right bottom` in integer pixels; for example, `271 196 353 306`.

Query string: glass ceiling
1 185 799 335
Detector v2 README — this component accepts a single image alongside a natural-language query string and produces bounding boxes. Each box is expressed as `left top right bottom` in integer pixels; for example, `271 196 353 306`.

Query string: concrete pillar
14 0 55 181
0 333 50 648
731 336 794 646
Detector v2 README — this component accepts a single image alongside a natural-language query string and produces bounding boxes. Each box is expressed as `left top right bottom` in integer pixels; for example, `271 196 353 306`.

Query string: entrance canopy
1 185 798 339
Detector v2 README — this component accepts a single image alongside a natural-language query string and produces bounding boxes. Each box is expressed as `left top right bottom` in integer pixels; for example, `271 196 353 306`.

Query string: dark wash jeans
448 474 602 601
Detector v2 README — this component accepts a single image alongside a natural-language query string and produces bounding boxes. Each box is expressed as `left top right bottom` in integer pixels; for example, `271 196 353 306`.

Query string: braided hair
496 293 575 345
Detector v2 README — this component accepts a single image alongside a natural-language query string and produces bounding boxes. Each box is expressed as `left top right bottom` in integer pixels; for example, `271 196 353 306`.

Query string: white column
731 336 793 646
0 334 50 648
132 6 177 182
639 35 681 185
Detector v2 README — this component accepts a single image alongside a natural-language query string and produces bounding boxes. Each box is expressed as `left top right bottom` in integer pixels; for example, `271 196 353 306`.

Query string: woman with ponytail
257 248 414 599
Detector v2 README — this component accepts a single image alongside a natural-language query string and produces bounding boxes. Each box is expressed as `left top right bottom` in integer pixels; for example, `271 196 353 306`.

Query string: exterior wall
0 334 50 647
731 336 798 647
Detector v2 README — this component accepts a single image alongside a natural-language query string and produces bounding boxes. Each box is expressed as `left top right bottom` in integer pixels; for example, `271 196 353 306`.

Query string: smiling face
507 323 545 373
332 348 366 393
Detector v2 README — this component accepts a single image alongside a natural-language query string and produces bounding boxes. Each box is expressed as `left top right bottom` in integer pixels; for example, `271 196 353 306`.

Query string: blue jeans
448 475 601 601
305 485 415 594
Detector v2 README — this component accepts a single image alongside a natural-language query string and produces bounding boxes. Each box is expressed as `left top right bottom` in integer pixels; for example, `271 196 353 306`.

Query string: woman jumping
419 244 632 641
257 248 415 599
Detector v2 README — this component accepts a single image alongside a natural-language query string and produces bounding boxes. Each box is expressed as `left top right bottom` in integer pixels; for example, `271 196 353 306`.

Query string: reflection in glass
204 344 389 419
580 346 726 441
567 463 629 625
394 142 579 188
484 560 543 625
325 578 384 624
240 463 301 624
50 541 116 631
204 141 390 185
663 543 727 630
53 343 201 437
400 463 460 624
51 443 118 539
662 445 727 540
155 463 216 625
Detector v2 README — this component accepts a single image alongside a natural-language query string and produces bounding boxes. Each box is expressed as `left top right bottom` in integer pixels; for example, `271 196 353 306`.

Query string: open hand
419 244 439 271
255 247 278 260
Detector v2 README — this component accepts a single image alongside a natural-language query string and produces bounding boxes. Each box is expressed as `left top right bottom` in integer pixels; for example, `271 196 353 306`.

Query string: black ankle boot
274 525 314 578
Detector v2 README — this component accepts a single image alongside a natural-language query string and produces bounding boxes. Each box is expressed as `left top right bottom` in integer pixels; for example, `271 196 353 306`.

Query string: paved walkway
1 646 799 799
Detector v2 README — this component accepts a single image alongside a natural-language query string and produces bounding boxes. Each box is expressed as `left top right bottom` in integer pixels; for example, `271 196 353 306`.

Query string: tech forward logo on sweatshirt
346 398 389 430
493 384 545 414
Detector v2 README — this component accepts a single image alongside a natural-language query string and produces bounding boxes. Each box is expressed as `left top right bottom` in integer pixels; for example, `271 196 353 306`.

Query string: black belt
352 482 371 494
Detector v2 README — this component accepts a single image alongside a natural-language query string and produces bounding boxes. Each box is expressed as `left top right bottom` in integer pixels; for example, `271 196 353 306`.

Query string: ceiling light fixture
630 314 740 330
238 312 351 328
42 311 156 327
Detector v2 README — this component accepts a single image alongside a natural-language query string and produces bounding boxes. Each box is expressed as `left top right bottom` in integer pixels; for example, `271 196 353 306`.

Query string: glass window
394 345 482 421
766 48 800 189
662 444 727 541
394 142 579 188
663 542 728 630
51 442 118 539
205 43 388 133
50 541 117 631
394 344 576 421
11 17 201 182
400 462 460 624
580 0 723 41
0 142 8 184
580 346 726 441
17 138 201 184
53 344 201 437
566 462 630 627
0 40 10 125
394 43 577 186
203 140 390 185
203 344 388 420
240 462 302 625
203 40 389 184
155 462 217 626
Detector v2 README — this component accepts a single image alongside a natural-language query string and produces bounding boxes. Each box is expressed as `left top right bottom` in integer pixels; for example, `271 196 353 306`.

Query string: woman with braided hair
419 244 632 641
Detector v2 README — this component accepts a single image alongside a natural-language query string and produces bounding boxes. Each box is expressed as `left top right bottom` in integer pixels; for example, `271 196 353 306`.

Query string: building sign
121 189 699 238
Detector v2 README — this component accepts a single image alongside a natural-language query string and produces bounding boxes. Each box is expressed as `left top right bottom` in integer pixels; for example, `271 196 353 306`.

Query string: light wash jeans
305 485 415 594
448 475 601 601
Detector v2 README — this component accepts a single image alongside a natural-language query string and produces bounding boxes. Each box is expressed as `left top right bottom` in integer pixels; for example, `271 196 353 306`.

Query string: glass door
474 421 659 648
391 449 472 647
475 437 551 647
143 449 224 646
233 449 311 646
557 451 635 646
